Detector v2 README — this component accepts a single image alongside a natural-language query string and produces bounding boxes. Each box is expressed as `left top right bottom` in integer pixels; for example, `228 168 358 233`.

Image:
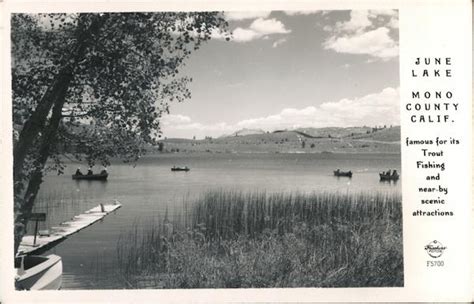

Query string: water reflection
379 179 399 186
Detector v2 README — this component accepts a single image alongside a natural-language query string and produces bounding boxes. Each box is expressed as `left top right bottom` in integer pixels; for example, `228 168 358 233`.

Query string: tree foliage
12 12 229 254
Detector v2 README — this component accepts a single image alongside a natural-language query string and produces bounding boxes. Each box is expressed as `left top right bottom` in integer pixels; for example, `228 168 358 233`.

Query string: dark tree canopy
12 12 229 255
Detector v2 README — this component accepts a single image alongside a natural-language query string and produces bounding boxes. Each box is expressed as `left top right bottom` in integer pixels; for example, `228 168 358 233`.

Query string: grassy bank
116 191 403 288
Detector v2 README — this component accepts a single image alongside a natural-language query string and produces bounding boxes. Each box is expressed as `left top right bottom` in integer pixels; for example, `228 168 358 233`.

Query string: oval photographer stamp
424 240 447 258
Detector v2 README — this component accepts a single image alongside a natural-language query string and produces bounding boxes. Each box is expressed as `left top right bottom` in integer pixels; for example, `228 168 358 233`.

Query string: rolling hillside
159 126 401 154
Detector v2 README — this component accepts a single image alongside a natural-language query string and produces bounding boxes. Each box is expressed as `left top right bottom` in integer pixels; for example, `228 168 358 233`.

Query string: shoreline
146 150 401 155
51 150 402 166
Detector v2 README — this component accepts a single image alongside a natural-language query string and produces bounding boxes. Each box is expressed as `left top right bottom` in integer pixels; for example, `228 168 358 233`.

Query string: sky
161 10 400 139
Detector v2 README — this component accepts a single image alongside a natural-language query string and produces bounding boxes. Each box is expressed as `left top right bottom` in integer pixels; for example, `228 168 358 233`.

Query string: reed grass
116 190 403 288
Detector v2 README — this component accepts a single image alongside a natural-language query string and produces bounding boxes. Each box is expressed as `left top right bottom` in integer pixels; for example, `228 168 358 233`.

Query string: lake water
33 152 401 289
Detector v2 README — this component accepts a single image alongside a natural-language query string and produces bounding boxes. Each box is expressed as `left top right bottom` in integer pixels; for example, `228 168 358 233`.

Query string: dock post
33 219 39 246
29 213 45 247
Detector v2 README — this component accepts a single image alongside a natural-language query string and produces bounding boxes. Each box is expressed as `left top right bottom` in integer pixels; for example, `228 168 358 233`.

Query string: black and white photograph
11 9 403 290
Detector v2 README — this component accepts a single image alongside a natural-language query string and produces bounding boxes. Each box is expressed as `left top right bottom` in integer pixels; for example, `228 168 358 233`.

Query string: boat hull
72 173 108 180
15 255 62 290
171 168 190 172
334 171 352 177
379 174 399 181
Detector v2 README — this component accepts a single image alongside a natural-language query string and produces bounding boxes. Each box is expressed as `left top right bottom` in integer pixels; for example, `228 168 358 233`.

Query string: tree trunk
13 14 108 256
13 14 103 191
13 71 73 254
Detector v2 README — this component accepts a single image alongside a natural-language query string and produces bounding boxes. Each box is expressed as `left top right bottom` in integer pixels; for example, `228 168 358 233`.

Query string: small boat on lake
379 171 399 181
15 254 62 290
334 169 352 177
72 172 108 180
171 166 190 172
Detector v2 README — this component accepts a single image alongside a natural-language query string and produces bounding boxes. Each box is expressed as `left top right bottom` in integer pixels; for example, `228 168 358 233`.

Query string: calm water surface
33 152 401 289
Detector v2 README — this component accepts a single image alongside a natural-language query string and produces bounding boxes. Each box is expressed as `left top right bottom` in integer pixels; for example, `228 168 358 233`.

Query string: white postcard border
0 0 471 302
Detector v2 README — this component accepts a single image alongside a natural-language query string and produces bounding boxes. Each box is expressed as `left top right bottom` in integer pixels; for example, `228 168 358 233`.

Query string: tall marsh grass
116 190 403 288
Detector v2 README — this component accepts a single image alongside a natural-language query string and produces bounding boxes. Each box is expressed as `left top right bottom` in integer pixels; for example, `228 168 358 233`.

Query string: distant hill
223 128 267 137
294 127 372 138
157 126 401 154
351 126 401 142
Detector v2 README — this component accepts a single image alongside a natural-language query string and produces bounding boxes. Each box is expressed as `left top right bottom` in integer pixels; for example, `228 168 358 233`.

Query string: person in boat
87 167 93 175
392 169 398 177
335 169 340 173
100 167 108 175
386 169 391 176
75 167 83 176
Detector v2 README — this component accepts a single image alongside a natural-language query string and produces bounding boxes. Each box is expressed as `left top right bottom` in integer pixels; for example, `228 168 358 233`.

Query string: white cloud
318 87 399 126
232 28 261 42
369 10 399 29
272 38 287 48
232 18 291 43
225 11 271 21
161 87 399 138
369 9 398 17
324 27 398 60
162 114 192 125
283 10 322 16
387 17 399 29
250 18 290 35
237 87 399 130
335 10 372 33
323 25 333 32
323 10 399 60
161 114 235 139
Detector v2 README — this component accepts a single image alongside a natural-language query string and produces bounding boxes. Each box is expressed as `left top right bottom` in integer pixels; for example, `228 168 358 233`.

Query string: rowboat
171 166 190 172
15 202 122 290
72 172 108 180
15 254 62 290
334 170 352 177
379 172 400 181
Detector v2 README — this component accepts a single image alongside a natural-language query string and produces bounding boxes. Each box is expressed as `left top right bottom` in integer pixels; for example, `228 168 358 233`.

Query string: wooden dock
17 201 122 256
